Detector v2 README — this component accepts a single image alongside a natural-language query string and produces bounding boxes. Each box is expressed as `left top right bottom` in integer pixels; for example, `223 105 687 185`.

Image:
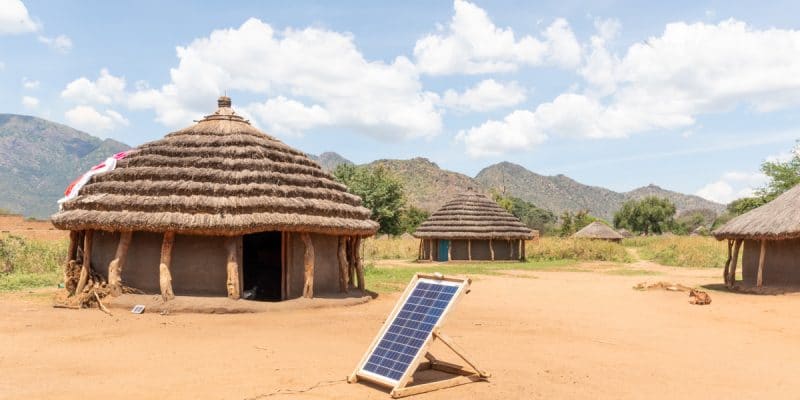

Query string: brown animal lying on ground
689 289 711 305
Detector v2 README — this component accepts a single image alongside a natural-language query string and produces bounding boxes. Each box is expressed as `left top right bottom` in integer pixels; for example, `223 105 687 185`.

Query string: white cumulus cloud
0 0 39 35
126 18 441 139
64 105 129 135
61 69 126 105
696 171 768 204
21 77 39 89
38 34 72 53
21 95 38 109
440 79 526 112
413 0 581 75
461 18 800 157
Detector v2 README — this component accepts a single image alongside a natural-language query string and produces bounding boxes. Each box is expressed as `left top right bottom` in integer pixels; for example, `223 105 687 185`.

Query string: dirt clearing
2 265 799 399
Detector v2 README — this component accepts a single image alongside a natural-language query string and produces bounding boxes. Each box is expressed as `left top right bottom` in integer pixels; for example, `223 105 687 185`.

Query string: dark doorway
242 231 282 301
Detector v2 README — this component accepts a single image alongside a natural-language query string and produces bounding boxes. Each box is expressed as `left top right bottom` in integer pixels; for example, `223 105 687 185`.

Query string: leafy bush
0 235 67 291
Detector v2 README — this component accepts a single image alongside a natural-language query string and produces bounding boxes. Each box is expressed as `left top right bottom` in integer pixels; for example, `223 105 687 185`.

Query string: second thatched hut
413 190 536 261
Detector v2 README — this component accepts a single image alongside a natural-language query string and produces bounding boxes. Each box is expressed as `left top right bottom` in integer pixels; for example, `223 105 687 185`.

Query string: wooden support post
349 236 357 287
159 231 176 301
433 329 491 378
518 240 522 261
447 241 452 261
66 230 79 263
107 231 132 297
508 239 513 260
728 238 742 288
355 236 365 292
429 239 433 261
338 236 349 293
467 239 472 261
285 233 293 299
757 239 767 288
301 233 315 298
225 236 241 299
723 239 733 285
489 238 495 261
75 230 93 295
521 240 526 261
418 239 423 261
281 232 287 300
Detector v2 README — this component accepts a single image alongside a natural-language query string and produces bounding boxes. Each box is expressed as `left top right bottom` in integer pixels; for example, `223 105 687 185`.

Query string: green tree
333 164 406 235
558 209 603 236
399 206 429 234
726 196 767 216
725 143 800 213
491 190 557 234
613 196 676 235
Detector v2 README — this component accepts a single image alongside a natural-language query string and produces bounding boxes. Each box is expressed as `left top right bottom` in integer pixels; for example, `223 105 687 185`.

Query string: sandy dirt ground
2 265 800 400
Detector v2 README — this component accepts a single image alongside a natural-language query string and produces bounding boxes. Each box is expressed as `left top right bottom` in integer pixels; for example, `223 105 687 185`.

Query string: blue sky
3 0 800 204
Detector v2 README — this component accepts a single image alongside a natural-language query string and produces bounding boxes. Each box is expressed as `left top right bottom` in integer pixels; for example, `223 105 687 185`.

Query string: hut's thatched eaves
51 97 379 237
713 184 800 240
413 191 534 240
573 221 624 240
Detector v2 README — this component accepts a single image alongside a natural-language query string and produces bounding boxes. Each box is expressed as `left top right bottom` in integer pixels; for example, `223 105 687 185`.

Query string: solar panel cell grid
362 280 460 382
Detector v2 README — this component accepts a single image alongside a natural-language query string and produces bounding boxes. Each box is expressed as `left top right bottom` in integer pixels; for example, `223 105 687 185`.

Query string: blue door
438 240 450 261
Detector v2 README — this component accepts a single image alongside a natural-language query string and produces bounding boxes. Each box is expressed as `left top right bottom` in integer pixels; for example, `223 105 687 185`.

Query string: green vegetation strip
0 235 67 291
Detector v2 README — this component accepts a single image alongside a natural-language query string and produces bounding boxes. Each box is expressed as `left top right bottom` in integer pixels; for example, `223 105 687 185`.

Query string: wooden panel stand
107 231 132 297
159 231 176 301
757 239 767 288
301 233 315 298
338 236 349 293
75 230 93 295
225 236 241 299
348 274 490 398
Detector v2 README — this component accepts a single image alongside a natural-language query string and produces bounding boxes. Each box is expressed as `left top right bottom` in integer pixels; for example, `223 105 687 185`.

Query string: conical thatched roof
714 184 800 240
413 191 534 240
573 221 624 240
51 97 379 237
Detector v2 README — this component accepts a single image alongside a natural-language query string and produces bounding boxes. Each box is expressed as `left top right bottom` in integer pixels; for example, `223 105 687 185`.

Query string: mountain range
0 114 723 220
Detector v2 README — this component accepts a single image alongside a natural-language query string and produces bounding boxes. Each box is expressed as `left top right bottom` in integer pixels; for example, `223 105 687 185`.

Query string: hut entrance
242 231 283 301
438 240 450 261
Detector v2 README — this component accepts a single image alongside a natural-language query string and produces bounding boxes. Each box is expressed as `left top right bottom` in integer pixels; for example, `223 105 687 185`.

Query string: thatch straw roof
51 97 379 237
713 184 800 240
413 191 534 240
572 221 624 240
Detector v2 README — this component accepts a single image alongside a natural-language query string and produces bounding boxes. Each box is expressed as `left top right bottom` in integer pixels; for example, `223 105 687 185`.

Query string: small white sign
131 304 146 314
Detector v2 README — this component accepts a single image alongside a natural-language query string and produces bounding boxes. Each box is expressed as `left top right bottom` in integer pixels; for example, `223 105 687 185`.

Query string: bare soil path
2 264 799 399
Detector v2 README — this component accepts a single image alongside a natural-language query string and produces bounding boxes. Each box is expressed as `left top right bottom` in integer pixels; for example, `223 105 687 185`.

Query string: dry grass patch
623 236 729 268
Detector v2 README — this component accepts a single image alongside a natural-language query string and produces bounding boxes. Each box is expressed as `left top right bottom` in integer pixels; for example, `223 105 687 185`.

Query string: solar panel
354 275 467 386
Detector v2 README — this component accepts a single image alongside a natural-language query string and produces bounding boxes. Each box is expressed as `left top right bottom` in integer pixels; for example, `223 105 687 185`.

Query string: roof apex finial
218 95 232 108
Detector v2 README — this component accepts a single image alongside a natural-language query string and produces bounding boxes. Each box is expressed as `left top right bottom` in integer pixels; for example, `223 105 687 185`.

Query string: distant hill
368 158 484 212
0 114 130 218
308 151 352 172
476 162 724 220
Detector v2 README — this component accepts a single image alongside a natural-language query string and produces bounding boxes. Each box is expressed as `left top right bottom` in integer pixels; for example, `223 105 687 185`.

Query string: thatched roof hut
413 191 535 261
53 97 378 302
713 184 800 288
617 228 633 238
572 221 624 242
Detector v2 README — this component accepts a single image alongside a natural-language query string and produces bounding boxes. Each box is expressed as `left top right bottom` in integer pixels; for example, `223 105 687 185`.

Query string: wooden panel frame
348 273 488 396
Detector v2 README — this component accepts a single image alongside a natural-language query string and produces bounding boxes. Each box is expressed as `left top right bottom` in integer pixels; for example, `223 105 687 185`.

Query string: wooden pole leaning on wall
107 231 132 297
728 238 742 289
301 233 315 298
224 236 241 299
723 239 733 285
75 230 94 295
757 239 767 288
338 236 349 293
159 231 176 301
355 236 365 292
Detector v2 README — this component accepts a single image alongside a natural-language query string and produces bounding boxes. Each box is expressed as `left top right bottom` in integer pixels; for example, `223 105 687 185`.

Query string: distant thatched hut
617 228 634 238
52 97 378 301
573 221 624 243
713 185 800 288
413 191 535 261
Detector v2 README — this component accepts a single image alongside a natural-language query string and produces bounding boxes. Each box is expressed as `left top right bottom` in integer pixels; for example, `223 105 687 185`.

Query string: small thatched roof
573 221 624 240
413 191 534 240
617 228 633 238
714 184 800 240
51 97 379 237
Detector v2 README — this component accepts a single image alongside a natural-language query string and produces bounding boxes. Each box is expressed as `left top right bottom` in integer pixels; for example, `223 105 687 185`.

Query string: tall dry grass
624 236 728 268
363 237 419 260
0 234 67 290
